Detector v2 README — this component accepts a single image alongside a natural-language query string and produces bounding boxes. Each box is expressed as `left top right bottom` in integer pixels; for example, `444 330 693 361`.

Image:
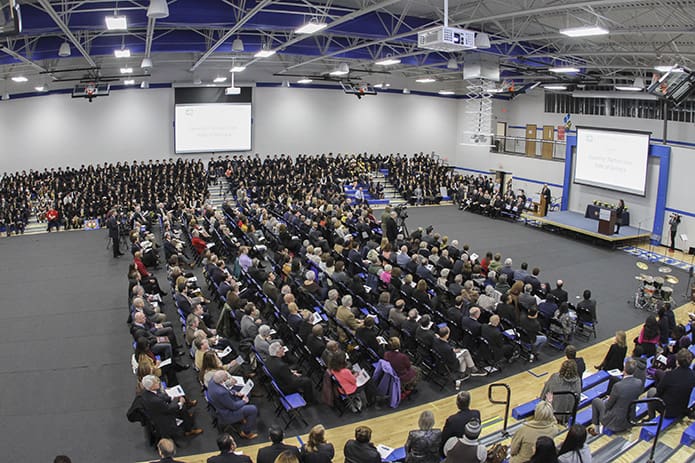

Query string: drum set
633 263 679 311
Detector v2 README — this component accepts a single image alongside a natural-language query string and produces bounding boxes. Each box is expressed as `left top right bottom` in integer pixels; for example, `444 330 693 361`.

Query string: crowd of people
22 151 689 463
0 159 209 234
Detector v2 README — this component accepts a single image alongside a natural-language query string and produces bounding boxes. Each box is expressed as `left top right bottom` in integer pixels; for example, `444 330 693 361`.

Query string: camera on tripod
394 204 408 220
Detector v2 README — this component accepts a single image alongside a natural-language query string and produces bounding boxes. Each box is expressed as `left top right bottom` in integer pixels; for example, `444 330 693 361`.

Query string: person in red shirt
46 207 60 232
134 251 167 296
191 230 207 256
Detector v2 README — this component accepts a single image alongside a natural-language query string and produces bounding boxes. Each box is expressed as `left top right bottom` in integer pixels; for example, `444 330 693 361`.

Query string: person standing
669 213 681 251
540 185 551 216
106 209 123 258
615 199 625 234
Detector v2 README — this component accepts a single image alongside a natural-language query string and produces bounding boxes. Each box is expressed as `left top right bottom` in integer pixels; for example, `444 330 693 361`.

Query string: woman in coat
509 400 561 463
539 360 582 424
404 411 442 463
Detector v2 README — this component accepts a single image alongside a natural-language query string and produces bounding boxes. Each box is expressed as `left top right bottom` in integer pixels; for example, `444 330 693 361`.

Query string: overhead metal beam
37 0 97 68
144 17 155 57
245 0 401 69
0 46 49 73
189 0 274 72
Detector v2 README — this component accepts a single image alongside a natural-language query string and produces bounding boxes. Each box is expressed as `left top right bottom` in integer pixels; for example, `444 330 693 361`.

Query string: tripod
397 216 409 238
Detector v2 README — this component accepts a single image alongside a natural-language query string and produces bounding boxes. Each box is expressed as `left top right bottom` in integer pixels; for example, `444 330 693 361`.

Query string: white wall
0 86 458 174
0 88 174 172
252 87 457 158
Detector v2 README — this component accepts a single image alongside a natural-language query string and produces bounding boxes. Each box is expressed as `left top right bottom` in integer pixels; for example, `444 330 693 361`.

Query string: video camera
394 204 408 220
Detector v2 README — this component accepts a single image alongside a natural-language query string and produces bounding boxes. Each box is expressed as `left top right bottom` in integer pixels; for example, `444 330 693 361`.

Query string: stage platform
521 210 651 247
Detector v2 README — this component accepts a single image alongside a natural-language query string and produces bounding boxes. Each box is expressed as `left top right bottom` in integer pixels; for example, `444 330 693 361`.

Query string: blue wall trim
664 208 695 219
562 135 671 238
451 167 563 188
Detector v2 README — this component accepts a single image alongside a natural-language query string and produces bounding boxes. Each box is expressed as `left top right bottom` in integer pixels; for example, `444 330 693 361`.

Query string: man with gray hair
140 375 202 440
518 284 537 311
208 370 259 439
152 438 183 463
500 258 515 282
266 342 316 404
324 289 340 317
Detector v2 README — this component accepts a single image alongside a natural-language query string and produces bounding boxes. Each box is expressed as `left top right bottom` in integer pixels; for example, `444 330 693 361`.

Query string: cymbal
665 275 679 285
636 262 649 270
658 266 672 274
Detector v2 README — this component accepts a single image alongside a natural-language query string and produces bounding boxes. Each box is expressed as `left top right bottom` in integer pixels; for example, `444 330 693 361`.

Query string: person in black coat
266 342 316 403
647 349 695 419
256 427 300 463
440 391 481 456
356 316 384 356
344 426 381 463
207 434 252 463
383 211 398 243
106 209 123 258
140 375 202 440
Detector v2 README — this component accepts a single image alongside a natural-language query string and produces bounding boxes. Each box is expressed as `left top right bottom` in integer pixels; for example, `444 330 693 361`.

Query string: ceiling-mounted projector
418 26 476 52
225 86 241 95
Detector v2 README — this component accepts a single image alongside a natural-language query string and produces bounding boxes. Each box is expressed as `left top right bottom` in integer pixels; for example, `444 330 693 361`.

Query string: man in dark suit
207 434 252 463
523 268 542 295
647 348 695 420
356 316 384 356
130 311 175 360
256 426 299 463
549 279 569 304
383 211 398 243
262 272 281 304
150 438 184 463
440 391 481 455
481 315 515 362
106 209 123 258
265 342 316 403
140 375 202 441
432 326 485 379
460 307 482 338
589 359 643 434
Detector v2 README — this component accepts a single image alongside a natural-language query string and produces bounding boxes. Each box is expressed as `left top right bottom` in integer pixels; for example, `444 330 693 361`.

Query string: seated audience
404 410 442 463
151 438 184 463
257 426 300 463
207 371 259 439
539 360 581 424
343 426 381 463
588 359 642 435
300 424 335 463
557 425 591 463
442 419 486 463
527 436 559 463
509 400 559 463
646 348 695 420
140 375 203 441
440 391 481 455
266 342 316 404
207 433 252 463
595 331 627 371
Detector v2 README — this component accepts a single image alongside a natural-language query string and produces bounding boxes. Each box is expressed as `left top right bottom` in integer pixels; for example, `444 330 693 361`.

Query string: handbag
486 443 508 463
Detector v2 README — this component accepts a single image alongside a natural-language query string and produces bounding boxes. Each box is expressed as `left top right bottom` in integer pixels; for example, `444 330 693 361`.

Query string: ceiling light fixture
232 37 244 52
35 85 46 92
147 0 169 19
549 66 579 73
123 79 136 85
330 62 349 76
213 76 227 83
229 65 246 73
402 88 410 94
114 49 131 58
2 93 10 100
295 21 327 35
615 85 642 92
120 67 133 74
375 58 401 66
416 78 436 83
140 81 150 89
447 58 458 69
474 32 491 48
105 15 128 31
559 25 609 37
543 85 567 90
58 42 71 57
254 49 276 58
297 78 313 84
141 58 153 69
438 90 455 95
11 76 27 83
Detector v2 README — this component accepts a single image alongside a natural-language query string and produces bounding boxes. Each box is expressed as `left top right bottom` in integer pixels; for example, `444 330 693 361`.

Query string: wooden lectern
598 209 617 235
537 196 548 217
